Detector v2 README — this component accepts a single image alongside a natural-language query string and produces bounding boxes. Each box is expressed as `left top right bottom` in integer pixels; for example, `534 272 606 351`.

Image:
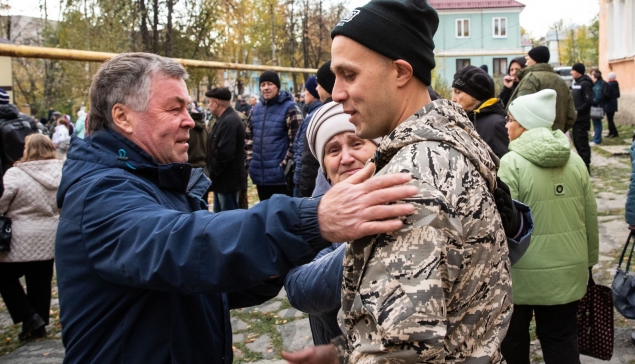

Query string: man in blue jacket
55 53 418 364
245 71 303 200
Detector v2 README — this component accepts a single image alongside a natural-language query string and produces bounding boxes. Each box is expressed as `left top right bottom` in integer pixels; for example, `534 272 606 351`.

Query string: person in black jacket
299 60 335 197
605 72 620 138
451 66 509 159
205 87 247 212
570 63 594 172
498 56 527 107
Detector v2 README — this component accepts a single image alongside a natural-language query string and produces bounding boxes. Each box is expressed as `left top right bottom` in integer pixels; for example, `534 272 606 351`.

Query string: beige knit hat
306 102 380 172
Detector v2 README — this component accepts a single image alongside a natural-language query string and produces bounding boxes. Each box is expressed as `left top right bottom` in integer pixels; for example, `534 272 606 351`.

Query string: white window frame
493 17 507 38
456 18 470 38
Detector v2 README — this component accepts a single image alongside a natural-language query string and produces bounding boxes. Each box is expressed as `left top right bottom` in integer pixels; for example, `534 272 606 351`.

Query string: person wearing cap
284 0 515 361
499 56 527 107
245 71 304 200
452 65 510 158
291 76 323 197
299 61 336 197
604 72 620 138
508 46 576 133
234 94 252 116
285 101 381 346
498 89 598 363
570 63 594 172
205 87 246 212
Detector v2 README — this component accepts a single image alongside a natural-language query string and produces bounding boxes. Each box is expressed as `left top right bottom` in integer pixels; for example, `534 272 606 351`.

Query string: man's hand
629 225 635 230
503 75 514 89
318 162 417 242
281 345 339 364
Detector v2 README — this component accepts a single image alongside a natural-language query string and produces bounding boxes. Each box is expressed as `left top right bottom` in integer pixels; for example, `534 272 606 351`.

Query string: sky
8 0 599 39
348 0 600 38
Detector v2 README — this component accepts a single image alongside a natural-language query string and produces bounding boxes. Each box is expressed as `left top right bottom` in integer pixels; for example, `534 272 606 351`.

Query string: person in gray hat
284 0 518 361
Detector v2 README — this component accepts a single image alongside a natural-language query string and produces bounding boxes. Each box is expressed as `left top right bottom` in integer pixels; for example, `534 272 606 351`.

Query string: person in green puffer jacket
508 46 577 133
499 89 599 364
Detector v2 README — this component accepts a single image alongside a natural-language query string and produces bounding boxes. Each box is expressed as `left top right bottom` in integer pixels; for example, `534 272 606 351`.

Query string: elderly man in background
55 52 418 363
205 87 246 212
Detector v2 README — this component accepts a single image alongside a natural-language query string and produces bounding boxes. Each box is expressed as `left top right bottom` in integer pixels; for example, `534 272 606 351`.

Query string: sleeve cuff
298 196 330 253
330 335 348 364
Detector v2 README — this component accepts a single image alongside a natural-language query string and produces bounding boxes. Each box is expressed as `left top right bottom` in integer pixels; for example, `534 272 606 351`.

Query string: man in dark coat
206 87 246 212
54 52 419 364
451 66 509 159
570 63 594 172
604 72 620 138
0 88 37 175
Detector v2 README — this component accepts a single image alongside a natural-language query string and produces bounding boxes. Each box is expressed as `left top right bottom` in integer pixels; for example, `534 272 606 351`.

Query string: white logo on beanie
337 10 360 26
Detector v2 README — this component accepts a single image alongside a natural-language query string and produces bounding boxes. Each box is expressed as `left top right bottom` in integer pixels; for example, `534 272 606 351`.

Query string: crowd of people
0 0 629 362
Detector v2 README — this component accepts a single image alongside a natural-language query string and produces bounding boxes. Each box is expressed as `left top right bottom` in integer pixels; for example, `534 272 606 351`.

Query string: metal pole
0 44 317 74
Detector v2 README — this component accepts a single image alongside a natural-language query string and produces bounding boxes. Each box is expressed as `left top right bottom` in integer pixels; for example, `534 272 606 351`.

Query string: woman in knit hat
284 101 380 346
452 65 509 158
499 89 599 364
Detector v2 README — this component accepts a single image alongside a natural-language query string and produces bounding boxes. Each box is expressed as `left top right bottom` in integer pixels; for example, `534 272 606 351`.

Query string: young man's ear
394 60 414 87
111 104 134 134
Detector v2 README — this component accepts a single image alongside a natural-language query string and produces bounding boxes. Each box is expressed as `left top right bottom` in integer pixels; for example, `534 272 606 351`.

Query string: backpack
0 117 35 173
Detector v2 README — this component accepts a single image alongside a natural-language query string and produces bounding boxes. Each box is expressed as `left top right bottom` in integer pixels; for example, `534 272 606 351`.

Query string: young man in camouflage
283 0 512 362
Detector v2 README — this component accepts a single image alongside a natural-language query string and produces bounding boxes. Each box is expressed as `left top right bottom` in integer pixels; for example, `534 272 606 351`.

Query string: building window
456 59 471 71
493 58 508 76
456 19 470 38
493 17 507 38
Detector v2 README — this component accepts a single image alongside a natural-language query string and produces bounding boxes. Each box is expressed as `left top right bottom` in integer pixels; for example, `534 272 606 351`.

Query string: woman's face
506 113 526 141
323 131 377 184
451 88 480 112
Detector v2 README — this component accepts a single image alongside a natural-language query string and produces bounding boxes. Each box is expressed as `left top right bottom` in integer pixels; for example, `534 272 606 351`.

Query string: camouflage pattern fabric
333 99 513 363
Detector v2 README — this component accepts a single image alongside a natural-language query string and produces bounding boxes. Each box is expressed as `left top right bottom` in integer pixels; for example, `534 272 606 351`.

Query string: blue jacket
55 129 328 364
285 243 345 345
293 100 322 186
627 141 635 226
249 91 297 186
604 80 620 113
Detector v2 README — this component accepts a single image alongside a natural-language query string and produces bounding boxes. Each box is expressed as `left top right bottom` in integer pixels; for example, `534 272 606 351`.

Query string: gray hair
87 53 188 134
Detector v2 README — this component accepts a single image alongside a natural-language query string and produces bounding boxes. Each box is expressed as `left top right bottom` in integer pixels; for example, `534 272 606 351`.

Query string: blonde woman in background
0 134 63 340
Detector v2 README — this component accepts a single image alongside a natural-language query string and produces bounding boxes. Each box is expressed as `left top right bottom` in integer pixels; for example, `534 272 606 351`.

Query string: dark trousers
572 119 591 167
213 191 240 213
256 185 290 201
0 260 54 325
501 301 581 364
606 112 618 136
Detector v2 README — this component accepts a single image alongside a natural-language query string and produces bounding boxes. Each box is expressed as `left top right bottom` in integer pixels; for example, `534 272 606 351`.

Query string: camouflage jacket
334 99 512 363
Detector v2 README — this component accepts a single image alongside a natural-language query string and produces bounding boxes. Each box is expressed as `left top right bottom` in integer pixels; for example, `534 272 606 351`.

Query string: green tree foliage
558 16 599 68
9 0 347 118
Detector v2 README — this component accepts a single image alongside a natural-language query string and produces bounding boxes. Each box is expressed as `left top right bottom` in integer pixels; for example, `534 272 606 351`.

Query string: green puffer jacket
509 64 577 133
499 128 599 305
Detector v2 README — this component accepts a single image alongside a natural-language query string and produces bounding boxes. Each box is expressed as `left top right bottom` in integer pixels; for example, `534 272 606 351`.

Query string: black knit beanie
452 66 495 102
572 63 586 75
331 0 438 86
528 46 550 64
316 60 336 94
259 71 281 89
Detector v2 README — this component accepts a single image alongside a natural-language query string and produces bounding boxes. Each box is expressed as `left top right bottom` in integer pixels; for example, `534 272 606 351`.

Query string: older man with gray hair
55 52 418 363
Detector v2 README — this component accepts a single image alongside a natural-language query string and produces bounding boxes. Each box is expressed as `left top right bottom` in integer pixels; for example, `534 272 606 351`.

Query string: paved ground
0 136 634 363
